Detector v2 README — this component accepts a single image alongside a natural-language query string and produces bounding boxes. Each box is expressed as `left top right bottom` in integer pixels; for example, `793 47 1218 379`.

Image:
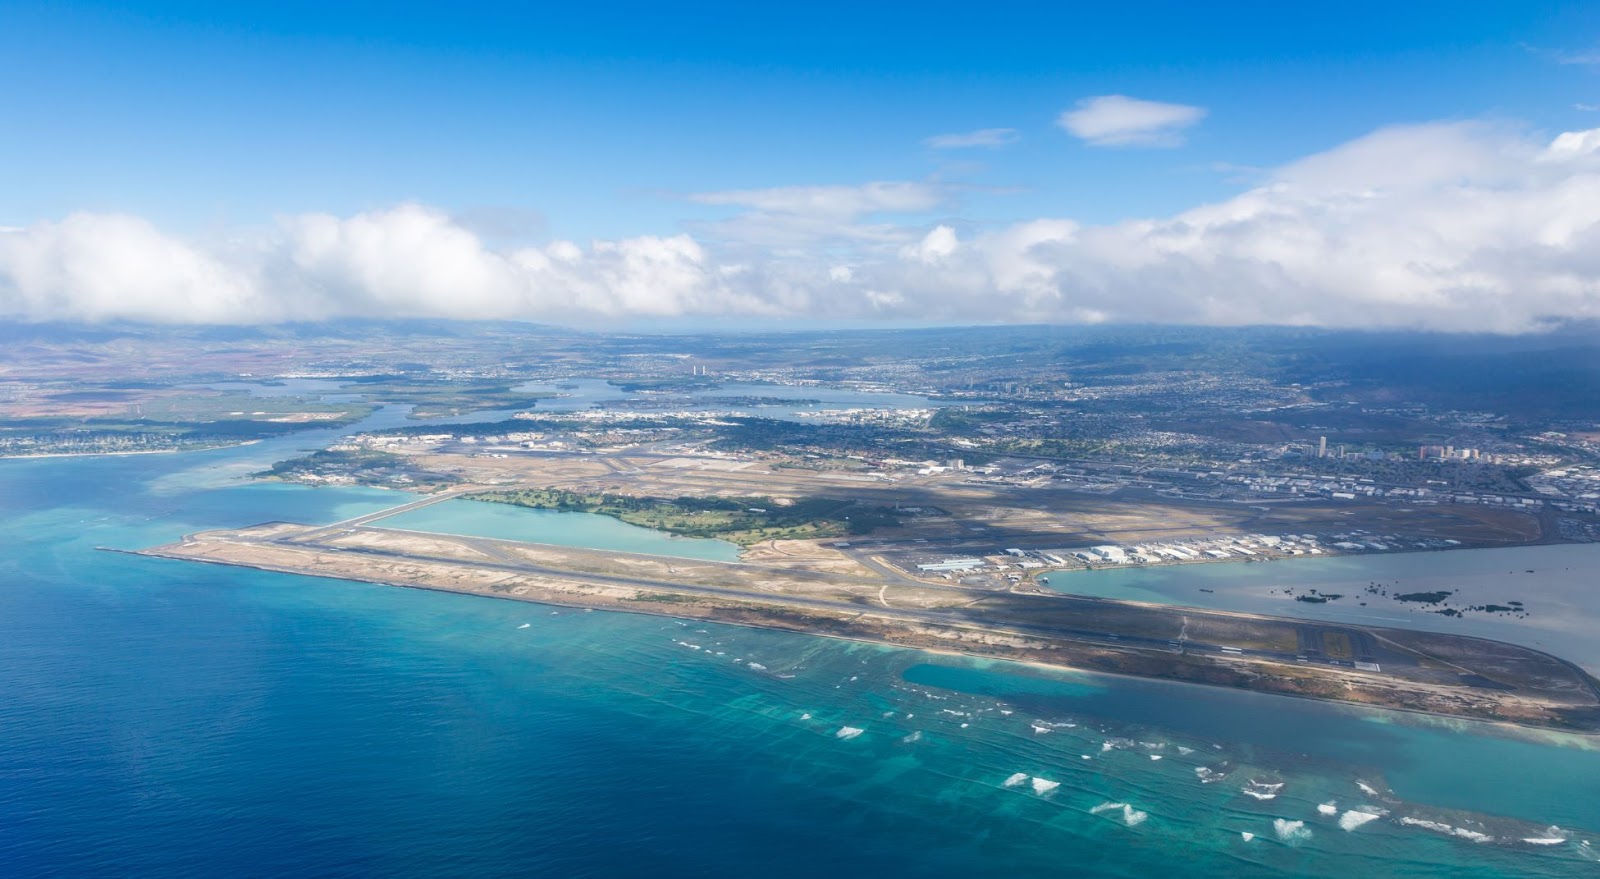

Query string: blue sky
2 1 1599 329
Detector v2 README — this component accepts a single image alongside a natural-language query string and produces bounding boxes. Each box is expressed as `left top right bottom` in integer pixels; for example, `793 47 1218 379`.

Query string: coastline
0 439 260 461
119 528 1600 736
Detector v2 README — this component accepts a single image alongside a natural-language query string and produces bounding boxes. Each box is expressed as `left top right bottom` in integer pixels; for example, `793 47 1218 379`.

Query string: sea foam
1274 819 1311 842
1003 772 1028 788
1090 802 1148 827
1398 817 1493 843
1031 777 1060 795
1338 810 1381 831
1242 780 1284 800
836 726 864 740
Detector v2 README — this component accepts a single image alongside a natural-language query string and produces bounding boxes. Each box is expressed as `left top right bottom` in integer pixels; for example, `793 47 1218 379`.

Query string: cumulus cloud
1057 95 1207 147
5 123 1600 332
924 128 1021 149
900 225 959 264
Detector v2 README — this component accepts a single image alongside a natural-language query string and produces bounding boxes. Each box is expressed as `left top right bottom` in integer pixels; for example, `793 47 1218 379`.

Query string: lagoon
1045 543 1600 671
380 497 744 562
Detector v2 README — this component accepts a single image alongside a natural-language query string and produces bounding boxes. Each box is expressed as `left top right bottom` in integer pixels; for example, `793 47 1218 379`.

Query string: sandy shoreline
121 523 1600 735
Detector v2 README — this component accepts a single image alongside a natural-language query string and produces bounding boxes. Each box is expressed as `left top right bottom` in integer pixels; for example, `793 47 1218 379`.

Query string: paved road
285 487 478 544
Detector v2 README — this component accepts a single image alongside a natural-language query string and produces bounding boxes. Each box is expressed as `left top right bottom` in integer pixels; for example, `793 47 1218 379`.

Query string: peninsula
132 488 1600 734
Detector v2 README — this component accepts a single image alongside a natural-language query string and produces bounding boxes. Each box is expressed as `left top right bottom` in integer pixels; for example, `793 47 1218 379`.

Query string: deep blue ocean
4 419 1600 877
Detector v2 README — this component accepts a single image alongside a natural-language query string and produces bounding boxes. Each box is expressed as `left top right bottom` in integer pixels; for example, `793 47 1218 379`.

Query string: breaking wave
1242 780 1284 801
1091 802 1148 827
1339 810 1382 831
1398 817 1493 843
835 726 864 740
1031 777 1061 795
1274 819 1311 842
1520 826 1568 846
1003 772 1028 788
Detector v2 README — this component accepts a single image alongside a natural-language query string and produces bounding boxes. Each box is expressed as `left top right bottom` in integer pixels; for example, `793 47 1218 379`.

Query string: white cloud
1554 48 1600 66
1057 95 1207 147
686 181 948 251
689 182 942 217
924 128 1021 149
6 123 1600 332
900 225 959 264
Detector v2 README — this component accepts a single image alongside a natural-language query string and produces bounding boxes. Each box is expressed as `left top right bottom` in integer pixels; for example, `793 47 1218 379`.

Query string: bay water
4 424 1599 876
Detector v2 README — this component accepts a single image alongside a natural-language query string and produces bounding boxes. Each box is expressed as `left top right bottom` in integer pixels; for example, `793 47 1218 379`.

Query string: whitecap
799 712 811 720
748 662 767 671
1031 777 1060 795
1149 755 1163 761
1195 766 1228 784
1240 831 1255 842
1356 780 1382 797
1274 819 1311 842
1242 780 1284 801
1317 802 1338 817
901 730 923 744
836 726 864 740
1339 810 1381 831
1398 817 1493 843
1090 802 1147 826
1031 724 1052 735
1177 746 1195 756
517 623 530 629
1519 826 1567 845
1003 772 1028 788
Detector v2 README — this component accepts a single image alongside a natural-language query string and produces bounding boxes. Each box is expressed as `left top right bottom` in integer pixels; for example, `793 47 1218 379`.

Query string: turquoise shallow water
4 426 1600 876
1046 545 1600 671
383 498 743 562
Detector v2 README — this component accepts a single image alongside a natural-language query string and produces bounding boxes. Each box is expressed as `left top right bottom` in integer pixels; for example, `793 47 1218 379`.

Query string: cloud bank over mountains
3 121 1600 332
